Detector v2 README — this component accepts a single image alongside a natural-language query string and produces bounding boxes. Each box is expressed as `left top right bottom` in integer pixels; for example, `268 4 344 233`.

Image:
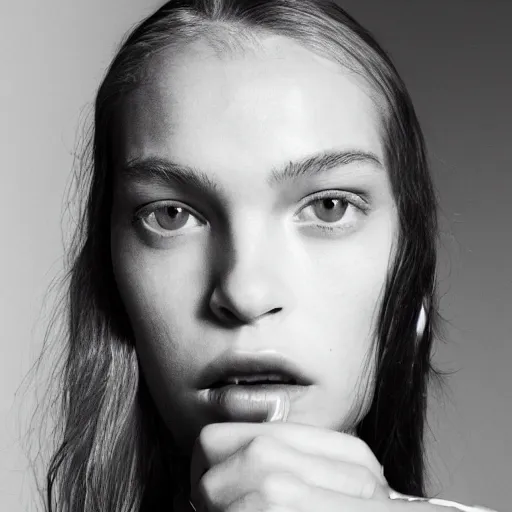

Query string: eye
307 197 348 222
295 191 368 232
134 201 206 236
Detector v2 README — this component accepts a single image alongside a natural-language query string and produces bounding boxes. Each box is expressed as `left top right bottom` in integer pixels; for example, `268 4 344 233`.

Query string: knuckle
350 437 382 479
197 467 215 498
357 465 379 498
360 465 376 482
361 476 378 499
245 435 275 463
353 436 375 462
334 462 378 499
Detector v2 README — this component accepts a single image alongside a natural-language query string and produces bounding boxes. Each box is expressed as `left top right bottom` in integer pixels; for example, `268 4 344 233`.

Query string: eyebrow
120 149 383 196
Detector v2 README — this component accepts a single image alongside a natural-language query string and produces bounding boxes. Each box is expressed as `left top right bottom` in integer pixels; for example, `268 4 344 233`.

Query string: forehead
115 34 385 180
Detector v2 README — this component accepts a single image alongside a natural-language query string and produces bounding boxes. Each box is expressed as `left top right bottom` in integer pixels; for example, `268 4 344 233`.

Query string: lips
198 351 314 390
210 374 298 388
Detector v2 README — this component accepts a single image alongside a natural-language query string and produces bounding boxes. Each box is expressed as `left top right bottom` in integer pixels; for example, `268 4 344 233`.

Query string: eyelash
132 190 370 238
296 190 369 232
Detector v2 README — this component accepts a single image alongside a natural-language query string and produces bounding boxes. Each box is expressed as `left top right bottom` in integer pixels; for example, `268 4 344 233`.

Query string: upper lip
198 351 314 389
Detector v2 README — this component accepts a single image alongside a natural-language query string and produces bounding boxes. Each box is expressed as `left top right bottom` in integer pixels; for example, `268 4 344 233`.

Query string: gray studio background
1 1 510 511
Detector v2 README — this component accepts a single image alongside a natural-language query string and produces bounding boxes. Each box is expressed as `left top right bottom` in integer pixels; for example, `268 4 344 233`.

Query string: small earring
415 303 427 337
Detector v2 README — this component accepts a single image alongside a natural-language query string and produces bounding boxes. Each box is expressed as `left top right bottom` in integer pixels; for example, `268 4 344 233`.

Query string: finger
225 491 294 512
200 434 388 510
261 472 392 512
192 422 386 488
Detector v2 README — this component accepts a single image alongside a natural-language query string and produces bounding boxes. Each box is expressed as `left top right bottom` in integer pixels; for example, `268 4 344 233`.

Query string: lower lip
198 384 309 422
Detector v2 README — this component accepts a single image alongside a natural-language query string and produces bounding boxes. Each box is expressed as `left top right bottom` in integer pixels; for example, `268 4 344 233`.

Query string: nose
208 227 294 326
209 284 283 325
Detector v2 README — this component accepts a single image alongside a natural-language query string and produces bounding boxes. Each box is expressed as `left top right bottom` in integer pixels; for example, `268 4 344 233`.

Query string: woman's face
111 34 398 454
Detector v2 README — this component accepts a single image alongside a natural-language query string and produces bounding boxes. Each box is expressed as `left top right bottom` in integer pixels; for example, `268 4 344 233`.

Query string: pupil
154 206 189 230
313 198 347 222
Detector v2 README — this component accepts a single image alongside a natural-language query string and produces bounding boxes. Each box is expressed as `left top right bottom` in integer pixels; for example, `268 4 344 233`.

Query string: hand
189 421 394 512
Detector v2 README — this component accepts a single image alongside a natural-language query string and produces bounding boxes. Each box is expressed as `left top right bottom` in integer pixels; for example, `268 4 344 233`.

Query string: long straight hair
42 1 447 510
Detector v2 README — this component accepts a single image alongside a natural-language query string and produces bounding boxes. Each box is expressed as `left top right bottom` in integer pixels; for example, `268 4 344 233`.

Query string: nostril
219 306 238 321
216 306 282 324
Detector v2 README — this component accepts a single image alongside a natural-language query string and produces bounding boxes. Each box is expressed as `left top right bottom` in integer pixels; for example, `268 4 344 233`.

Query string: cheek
112 229 205 317
111 236 207 380
310 221 395 336
307 261 384 426
311 253 384 374
304 217 395 399
327 251 389 334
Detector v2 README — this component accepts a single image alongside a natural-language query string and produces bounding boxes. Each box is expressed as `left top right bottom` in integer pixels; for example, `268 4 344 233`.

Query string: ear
415 300 427 337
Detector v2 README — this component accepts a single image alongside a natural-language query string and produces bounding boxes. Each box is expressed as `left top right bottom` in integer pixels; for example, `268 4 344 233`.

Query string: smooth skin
189 421 454 512
189 422 392 511
110 33 444 511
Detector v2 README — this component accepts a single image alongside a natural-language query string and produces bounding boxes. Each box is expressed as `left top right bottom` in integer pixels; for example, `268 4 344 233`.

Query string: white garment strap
389 489 498 511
